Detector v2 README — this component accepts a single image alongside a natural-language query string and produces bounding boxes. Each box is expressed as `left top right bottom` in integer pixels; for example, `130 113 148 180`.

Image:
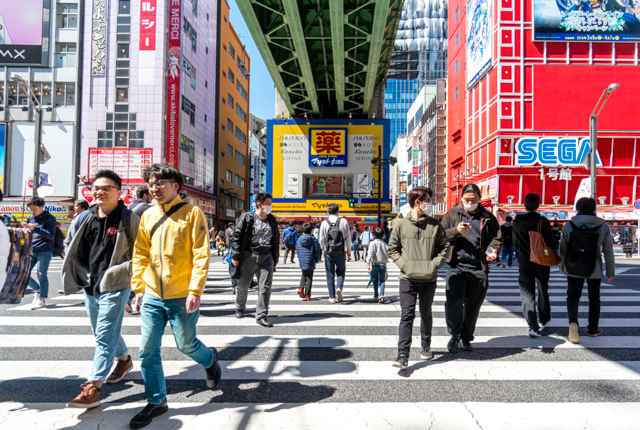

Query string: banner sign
140 0 157 50
466 0 493 88
0 0 44 65
515 137 602 167
534 0 640 42
166 0 182 168
309 128 348 167
91 0 108 75
88 148 153 183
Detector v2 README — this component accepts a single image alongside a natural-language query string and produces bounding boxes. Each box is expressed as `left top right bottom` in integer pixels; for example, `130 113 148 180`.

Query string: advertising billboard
0 124 4 192
534 0 640 42
91 0 108 75
0 0 45 65
309 128 348 167
466 0 493 89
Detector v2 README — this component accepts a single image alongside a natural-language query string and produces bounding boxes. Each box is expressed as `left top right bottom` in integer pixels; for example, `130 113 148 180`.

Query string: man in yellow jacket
129 164 221 429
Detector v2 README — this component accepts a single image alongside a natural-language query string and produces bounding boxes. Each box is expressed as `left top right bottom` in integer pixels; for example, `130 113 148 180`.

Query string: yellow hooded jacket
132 195 211 299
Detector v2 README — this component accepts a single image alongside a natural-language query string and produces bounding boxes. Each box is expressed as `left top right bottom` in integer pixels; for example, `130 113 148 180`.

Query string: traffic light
349 198 355 208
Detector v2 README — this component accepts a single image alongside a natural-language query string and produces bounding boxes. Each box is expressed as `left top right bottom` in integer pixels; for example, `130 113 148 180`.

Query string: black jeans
445 266 488 342
299 269 314 297
567 276 602 333
518 261 551 331
397 279 437 357
283 244 296 262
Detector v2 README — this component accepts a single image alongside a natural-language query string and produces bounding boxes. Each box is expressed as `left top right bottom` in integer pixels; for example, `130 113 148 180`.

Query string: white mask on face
419 202 434 216
263 205 272 215
463 202 478 212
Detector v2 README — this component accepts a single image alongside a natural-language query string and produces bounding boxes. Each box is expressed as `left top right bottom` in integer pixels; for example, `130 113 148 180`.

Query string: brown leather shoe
66 383 101 408
106 355 133 384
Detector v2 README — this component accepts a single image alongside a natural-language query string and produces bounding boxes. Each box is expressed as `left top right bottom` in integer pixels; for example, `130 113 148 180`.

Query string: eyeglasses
92 185 120 192
148 180 176 189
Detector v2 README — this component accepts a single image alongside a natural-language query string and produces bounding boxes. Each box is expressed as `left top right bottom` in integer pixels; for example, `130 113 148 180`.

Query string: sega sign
515 137 602 167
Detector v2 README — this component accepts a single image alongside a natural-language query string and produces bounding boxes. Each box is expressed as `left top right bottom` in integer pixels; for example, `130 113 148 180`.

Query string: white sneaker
539 320 550 330
329 298 336 304
528 329 541 338
31 299 47 310
31 291 40 304
336 289 344 302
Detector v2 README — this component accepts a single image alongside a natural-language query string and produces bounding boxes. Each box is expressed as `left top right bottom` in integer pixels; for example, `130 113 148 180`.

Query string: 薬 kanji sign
309 128 348 167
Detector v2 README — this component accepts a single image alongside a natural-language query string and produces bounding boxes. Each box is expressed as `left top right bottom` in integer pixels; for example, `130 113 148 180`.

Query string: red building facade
447 0 640 230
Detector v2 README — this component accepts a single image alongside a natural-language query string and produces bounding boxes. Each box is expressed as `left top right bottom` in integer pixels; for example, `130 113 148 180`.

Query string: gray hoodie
365 238 389 265
559 213 615 279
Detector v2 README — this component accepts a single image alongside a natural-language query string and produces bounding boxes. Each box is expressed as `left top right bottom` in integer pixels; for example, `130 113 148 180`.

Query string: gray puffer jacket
559 212 615 279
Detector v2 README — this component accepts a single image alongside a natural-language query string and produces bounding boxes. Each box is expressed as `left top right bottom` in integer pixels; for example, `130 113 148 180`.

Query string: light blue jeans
29 251 53 298
84 288 130 382
140 294 215 404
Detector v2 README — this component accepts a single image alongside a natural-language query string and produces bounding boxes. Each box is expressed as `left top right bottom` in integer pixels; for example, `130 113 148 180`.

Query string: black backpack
53 227 65 257
564 221 601 278
324 218 345 256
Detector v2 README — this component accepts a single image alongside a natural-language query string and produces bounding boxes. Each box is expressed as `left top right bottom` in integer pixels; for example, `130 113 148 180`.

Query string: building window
455 8 459 23
227 144 233 157
235 198 244 210
228 94 234 108
206 47 208 54
55 43 77 68
117 44 129 59
302 174 353 197
31 82 52 106
116 88 128 103
221 125 225 131
115 132 128 147
235 174 245 188
118 0 131 14
205 80 208 88
235 128 247 144
225 194 232 207
455 87 459 100
229 44 235 58
226 170 232 182
455 60 458 74
456 33 459 47
206 13 209 21
181 95 196 126
183 18 197 52
98 131 113 148
190 0 198 16
236 81 247 100
129 131 144 148
235 150 246 165
222 97 225 105
204 114 207 122
227 119 233 131
180 134 195 163
55 82 76 107
183 57 196 89
222 71 226 78
228 68 235 83
57 4 78 28
224 16 227 23
236 105 247 122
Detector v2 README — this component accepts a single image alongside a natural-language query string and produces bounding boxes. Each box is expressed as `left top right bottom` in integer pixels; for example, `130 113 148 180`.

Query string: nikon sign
515 137 602 167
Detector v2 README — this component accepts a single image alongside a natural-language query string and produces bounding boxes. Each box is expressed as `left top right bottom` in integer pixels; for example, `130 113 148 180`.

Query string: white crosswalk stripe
2 258 639 429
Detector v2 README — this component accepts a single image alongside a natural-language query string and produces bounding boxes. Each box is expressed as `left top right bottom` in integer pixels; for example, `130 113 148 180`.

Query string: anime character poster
0 0 44 64
466 0 493 89
534 0 640 41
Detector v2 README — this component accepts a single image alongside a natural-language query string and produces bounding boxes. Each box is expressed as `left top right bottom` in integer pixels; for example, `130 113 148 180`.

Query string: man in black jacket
231 193 279 327
513 193 558 337
500 216 514 268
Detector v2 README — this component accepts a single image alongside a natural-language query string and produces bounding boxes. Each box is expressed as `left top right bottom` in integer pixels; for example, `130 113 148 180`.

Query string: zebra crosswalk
1 258 640 429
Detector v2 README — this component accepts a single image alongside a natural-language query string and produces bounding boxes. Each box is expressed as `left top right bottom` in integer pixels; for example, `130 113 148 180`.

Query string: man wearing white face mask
231 193 280 327
441 183 502 354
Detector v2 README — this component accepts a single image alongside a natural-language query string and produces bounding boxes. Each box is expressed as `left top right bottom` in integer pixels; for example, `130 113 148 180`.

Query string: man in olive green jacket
389 187 450 370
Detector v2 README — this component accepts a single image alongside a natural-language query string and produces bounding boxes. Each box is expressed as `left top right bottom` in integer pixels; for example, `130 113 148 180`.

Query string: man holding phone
441 184 502 353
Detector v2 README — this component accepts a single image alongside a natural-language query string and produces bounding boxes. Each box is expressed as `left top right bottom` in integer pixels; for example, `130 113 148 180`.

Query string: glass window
0 82 3 105
116 88 128 103
228 69 234 83
235 198 244 210
204 114 207 122
98 131 113 148
236 81 247 100
229 44 235 58
226 170 232 181
227 144 233 157
56 4 78 29
228 94 234 108
118 0 131 14
225 194 232 207
227 119 233 132
117 44 129 58
236 105 246 122
180 134 195 163
456 33 459 47
235 128 246 144
455 87 459 100
455 60 458 74
235 174 245 188
54 82 75 107
235 150 245 165
115 132 128 147
455 8 459 22
6 82 16 106
55 43 77 68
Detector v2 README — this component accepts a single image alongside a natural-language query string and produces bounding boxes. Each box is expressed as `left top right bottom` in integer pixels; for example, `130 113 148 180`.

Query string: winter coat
388 213 450 282
231 211 280 266
559 212 615 279
512 212 557 262
27 211 57 253
282 226 299 246
297 233 321 271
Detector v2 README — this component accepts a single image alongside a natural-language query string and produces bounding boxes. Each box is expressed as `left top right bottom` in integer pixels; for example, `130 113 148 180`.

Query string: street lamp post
11 77 43 198
589 83 619 201
371 147 397 228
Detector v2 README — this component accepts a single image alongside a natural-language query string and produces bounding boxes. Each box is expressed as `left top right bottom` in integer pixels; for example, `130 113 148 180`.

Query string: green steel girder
236 0 404 118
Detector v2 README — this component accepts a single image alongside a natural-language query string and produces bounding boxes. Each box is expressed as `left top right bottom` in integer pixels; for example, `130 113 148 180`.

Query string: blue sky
229 1 276 121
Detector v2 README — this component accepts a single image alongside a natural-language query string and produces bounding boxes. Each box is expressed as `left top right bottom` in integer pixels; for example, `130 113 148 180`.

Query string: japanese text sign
140 0 157 50
91 0 108 75
309 128 348 167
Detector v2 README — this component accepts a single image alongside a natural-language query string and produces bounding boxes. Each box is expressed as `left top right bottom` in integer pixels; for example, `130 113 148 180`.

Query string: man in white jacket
319 203 352 303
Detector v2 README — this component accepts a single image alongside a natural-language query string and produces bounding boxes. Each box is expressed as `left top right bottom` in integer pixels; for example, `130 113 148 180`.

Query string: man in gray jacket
61 170 140 409
559 197 614 344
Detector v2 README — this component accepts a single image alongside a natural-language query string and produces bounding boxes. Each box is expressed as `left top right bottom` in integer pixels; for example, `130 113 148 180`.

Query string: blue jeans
324 253 346 299
352 243 360 260
502 245 514 267
140 294 214 404
29 251 53 299
371 264 387 297
84 288 130 382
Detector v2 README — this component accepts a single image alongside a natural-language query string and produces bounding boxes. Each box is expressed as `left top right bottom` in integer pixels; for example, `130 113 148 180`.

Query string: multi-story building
448 0 640 239
0 1 82 229
79 0 219 226
249 114 266 195
216 0 250 229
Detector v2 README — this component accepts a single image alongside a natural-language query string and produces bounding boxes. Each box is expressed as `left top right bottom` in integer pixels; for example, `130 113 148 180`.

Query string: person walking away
361 226 373 260
63 170 139 408
216 231 226 256
230 193 279 326
441 184 502 353
366 227 391 303
130 164 221 429
313 223 323 262
552 225 562 254
128 185 153 218
351 224 361 261
24 197 57 310
389 187 450 369
209 226 216 250
513 193 558 337
224 222 234 251
281 222 298 264
559 197 615 344
319 203 352 303
500 216 514 268
297 222 321 301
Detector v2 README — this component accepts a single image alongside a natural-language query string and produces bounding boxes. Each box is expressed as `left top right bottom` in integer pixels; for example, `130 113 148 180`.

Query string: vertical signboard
466 0 493 89
140 0 157 50
0 124 5 192
166 0 182 168
91 0 108 75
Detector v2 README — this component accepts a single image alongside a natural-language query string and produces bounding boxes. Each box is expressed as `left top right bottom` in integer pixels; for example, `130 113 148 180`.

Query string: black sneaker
420 347 434 360
460 339 474 352
392 355 408 370
587 330 601 337
205 347 222 389
129 400 169 429
447 335 460 353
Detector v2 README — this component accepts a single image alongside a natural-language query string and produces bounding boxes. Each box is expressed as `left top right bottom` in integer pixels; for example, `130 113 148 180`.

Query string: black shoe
129 400 169 429
587 330 602 337
447 335 460 353
460 339 474 352
420 347 434 360
205 347 222 389
392 354 409 370
235 311 244 319
256 318 273 327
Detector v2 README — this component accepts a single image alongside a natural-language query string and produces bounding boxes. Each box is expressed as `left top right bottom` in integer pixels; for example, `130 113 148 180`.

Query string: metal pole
589 115 597 200
32 106 42 197
377 146 382 228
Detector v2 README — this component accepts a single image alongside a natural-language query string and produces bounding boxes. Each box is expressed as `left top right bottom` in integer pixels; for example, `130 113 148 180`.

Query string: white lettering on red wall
139 0 157 50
